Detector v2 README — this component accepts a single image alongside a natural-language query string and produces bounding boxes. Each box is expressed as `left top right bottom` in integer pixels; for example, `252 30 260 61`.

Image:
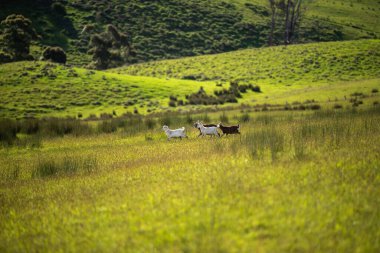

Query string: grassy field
1 108 379 252
115 40 380 84
1 40 379 118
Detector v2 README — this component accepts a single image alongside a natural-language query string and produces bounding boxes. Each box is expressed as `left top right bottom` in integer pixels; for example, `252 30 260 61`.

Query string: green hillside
115 40 380 84
1 40 379 119
0 61 221 118
1 0 379 66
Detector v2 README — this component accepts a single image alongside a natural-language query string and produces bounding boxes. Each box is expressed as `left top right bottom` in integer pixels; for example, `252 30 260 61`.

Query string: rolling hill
1 40 379 119
1 0 379 66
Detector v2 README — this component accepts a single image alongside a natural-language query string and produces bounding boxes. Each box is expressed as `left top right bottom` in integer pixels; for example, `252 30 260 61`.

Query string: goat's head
193 120 202 129
162 125 169 131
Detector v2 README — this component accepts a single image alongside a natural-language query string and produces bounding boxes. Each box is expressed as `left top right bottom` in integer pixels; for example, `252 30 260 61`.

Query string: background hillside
1 40 379 118
1 0 379 66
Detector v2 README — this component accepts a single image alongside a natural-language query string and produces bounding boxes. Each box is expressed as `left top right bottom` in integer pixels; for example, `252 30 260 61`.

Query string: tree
42 46 67 64
268 0 276 46
0 14 38 60
87 25 132 69
267 0 303 45
283 0 302 45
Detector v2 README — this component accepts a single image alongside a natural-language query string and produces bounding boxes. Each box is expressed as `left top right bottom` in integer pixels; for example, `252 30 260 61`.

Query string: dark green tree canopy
42 46 67 64
0 14 38 61
87 24 133 70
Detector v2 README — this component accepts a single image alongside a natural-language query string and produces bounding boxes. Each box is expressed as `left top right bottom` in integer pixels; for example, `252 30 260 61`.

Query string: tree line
0 14 133 69
0 1 304 68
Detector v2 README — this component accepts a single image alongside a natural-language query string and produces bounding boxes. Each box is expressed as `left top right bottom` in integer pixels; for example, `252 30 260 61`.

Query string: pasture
1 108 379 252
1 40 379 119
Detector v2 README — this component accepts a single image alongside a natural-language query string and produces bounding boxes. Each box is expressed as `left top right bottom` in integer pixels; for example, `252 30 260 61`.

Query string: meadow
1 40 379 119
1 107 380 252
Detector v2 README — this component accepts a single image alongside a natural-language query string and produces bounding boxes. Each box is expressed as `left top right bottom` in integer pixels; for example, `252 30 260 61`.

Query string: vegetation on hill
1 0 379 66
115 39 380 85
1 40 379 118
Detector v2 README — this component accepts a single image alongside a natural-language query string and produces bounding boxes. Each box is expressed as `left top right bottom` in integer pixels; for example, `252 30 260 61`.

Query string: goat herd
162 120 240 140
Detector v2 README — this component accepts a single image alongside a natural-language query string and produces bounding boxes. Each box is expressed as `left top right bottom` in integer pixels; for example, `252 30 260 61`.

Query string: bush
334 104 343 109
0 119 18 146
19 119 39 134
0 52 12 63
309 104 321 110
250 85 261 93
372 89 378 94
169 100 176 107
97 120 118 133
41 118 89 136
100 113 113 119
51 2 67 15
42 47 67 64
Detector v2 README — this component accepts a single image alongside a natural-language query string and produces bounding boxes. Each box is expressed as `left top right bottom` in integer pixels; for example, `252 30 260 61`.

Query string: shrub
19 119 39 134
333 104 343 109
250 85 261 93
0 119 17 146
309 104 321 110
51 2 67 15
97 120 118 133
42 47 67 64
100 113 113 119
0 52 12 63
41 118 89 137
372 89 378 94
169 100 176 107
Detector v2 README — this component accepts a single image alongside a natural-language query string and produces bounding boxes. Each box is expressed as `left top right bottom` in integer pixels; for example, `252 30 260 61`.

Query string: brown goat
193 121 218 137
218 123 240 136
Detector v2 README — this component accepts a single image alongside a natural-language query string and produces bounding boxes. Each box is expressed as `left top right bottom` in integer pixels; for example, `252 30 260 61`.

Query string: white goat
162 125 187 140
194 121 220 137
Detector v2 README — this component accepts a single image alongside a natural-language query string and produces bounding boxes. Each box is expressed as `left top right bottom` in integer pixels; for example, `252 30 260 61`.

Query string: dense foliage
87 25 132 69
1 0 378 66
0 14 38 61
42 46 67 64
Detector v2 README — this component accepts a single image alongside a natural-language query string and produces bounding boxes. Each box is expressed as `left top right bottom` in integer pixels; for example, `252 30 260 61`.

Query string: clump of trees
0 14 38 61
87 25 133 69
42 46 67 64
268 0 303 45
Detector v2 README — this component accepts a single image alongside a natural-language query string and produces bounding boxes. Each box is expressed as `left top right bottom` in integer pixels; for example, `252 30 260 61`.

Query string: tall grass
32 155 99 178
244 127 285 161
